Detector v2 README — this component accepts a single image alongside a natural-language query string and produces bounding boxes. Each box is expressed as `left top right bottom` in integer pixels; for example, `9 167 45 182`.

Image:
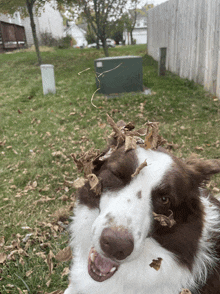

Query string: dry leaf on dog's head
149 257 162 271
125 136 137 152
131 160 147 177
144 122 160 150
144 130 153 149
153 210 176 228
87 174 102 196
73 177 88 189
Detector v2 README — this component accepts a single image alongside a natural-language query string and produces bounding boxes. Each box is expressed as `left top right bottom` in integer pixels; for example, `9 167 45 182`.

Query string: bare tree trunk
130 31 133 45
102 38 109 57
96 37 100 49
26 0 42 65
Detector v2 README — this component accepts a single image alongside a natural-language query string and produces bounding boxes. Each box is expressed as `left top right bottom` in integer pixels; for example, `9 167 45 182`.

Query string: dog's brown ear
186 156 220 184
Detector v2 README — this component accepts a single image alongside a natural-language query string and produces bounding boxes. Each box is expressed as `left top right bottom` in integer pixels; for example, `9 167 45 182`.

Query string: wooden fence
147 0 220 97
0 21 26 53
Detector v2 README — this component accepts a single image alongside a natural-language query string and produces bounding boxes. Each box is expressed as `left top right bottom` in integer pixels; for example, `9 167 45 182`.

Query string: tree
86 23 97 44
108 18 124 44
123 0 139 45
123 2 153 45
73 0 127 56
0 0 70 65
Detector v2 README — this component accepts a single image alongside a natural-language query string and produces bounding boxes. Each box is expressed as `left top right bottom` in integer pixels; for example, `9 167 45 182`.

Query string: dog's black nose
100 227 134 260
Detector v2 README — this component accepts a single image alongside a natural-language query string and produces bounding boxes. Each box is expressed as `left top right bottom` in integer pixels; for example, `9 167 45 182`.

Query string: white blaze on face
92 147 174 258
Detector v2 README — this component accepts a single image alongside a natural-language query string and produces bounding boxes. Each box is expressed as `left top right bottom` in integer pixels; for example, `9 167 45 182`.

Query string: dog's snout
100 227 134 260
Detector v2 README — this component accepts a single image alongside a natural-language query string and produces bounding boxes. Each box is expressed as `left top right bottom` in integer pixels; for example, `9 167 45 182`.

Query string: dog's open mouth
88 247 119 282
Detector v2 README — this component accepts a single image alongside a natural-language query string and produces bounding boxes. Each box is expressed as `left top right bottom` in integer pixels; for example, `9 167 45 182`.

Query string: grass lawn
0 44 220 293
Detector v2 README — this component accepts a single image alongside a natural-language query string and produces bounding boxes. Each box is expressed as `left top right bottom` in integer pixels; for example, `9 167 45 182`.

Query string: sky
147 0 168 6
138 0 168 9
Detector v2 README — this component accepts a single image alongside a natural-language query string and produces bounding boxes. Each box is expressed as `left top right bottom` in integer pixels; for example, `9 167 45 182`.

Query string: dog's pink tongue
94 253 116 274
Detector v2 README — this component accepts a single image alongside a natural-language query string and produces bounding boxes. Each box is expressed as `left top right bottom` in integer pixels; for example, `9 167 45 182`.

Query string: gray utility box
94 56 143 94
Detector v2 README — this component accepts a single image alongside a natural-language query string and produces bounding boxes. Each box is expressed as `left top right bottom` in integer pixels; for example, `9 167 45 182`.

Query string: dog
64 119 220 294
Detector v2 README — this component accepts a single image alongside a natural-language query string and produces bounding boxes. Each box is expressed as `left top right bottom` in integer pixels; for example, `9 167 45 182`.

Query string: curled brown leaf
87 174 102 196
131 160 148 177
153 210 176 228
73 177 88 189
144 122 160 150
55 246 72 262
149 257 163 271
125 136 137 152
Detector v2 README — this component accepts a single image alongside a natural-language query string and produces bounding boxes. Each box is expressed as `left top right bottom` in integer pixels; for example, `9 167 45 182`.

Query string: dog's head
75 119 220 283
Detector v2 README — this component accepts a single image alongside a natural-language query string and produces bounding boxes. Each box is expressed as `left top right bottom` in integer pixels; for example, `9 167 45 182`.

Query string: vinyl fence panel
147 0 220 97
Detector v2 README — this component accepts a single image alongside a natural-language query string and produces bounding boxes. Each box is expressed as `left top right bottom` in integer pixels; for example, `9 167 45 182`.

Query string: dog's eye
160 196 170 205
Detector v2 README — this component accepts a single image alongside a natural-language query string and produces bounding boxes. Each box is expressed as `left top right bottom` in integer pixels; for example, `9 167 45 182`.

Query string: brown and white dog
64 127 220 294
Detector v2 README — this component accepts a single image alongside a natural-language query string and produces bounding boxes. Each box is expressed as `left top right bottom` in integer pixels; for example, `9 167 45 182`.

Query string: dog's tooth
90 252 95 262
110 267 116 273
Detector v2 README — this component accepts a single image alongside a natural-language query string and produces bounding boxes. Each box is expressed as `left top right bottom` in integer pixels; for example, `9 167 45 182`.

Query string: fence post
158 47 167 76
40 64 56 95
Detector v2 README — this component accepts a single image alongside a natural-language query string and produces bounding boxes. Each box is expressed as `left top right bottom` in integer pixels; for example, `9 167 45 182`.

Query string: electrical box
94 56 143 94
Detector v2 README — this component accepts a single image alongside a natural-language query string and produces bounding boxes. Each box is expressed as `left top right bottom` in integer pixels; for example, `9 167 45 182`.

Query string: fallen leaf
55 246 72 262
153 210 176 228
0 252 7 263
46 279 51 287
131 160 147 177
58 195 69 201
45 290 63 294
71 149 99 176
213 187 220 193
87 174 102 196
0 236 5 247
99 147 115 161
16 286 24 294
34 196 55 205
7 248 29 260
98 122 106 129
144 130 153 149
52 151 67 159
47 250 55 275
61 267 70 277
166 142 179 150
35 252 47 260
6 284 15 288
144 122 160 150
32 181 37 188
149 257 163 271
125 136 137 152
106 114 125 144
195 146 204 151
73 177 88 189
19 256 25 266
26 269 33 277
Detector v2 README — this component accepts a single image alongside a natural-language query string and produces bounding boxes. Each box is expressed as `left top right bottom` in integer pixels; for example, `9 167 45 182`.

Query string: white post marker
40 64 56 95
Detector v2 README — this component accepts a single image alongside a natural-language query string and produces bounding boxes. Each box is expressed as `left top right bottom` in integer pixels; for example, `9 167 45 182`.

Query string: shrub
40 32 75 49
40 32 58 47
